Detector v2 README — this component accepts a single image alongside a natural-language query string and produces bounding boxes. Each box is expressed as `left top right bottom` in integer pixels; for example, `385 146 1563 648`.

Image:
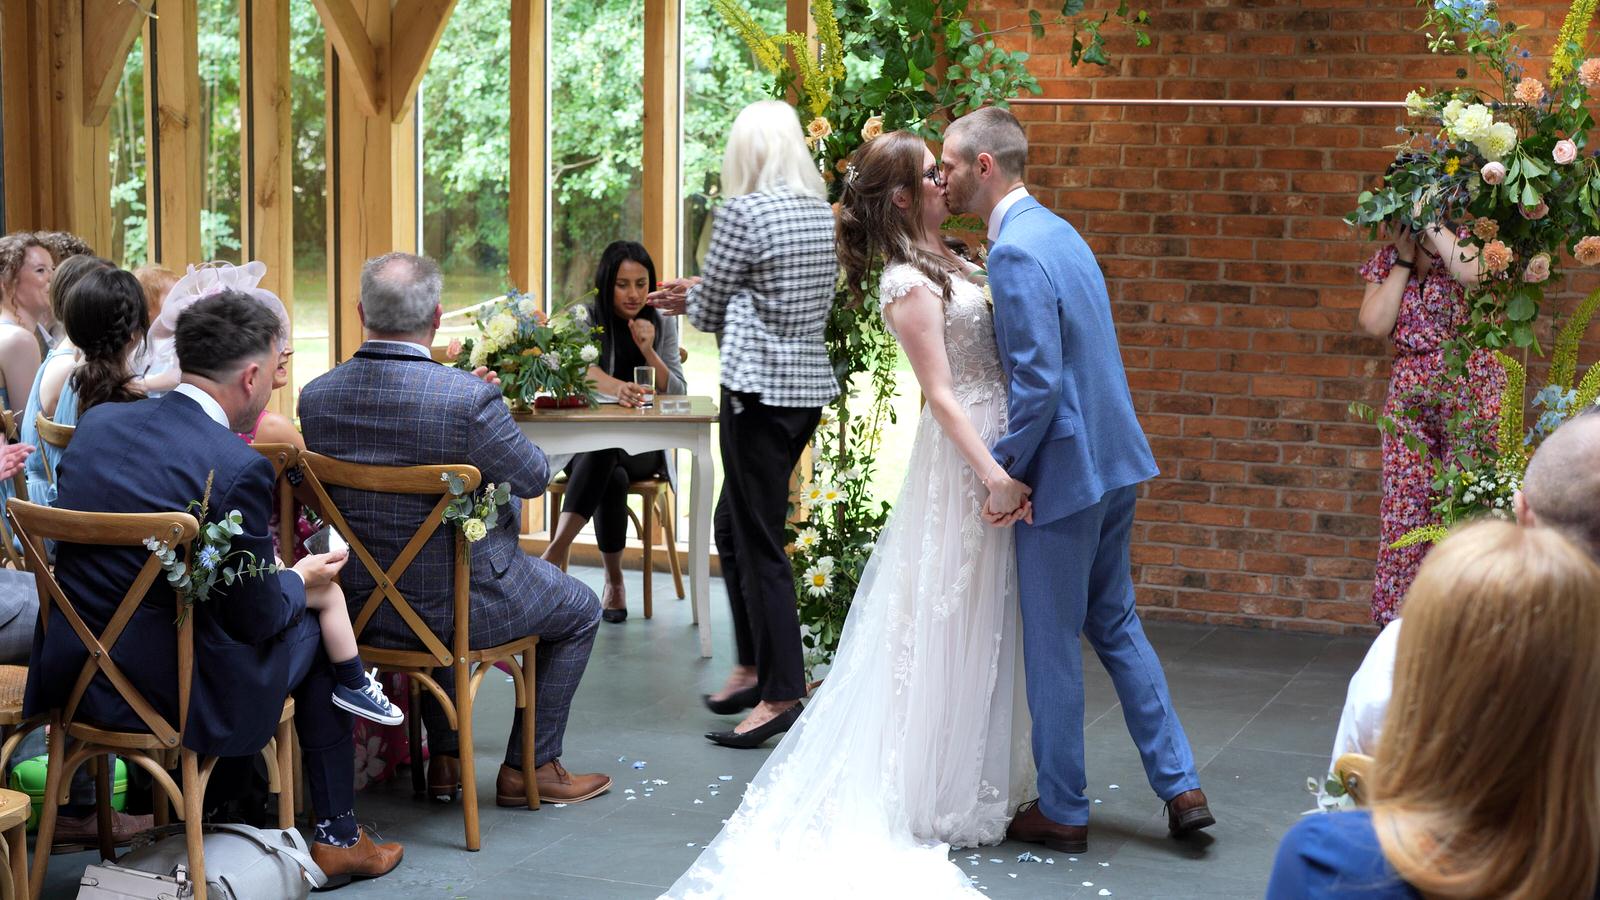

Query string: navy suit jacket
22 392 308 757
988 196 1159 524
298 342 554 651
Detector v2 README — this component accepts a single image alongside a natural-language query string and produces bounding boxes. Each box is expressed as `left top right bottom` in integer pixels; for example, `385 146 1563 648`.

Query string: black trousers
562 449 667 553
714 389 820 702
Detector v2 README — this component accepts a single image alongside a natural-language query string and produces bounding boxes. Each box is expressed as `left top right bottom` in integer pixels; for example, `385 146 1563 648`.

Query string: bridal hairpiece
844 163 860 187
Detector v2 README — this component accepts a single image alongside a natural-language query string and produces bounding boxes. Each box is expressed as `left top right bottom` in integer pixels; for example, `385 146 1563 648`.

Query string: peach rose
446 338 463 360
1581 58 1600 88
1521 201 1549 220
806 116 833 148
860 115 884 143
1523 252 1551 283
1555 139 1578 165
1514 77 1546 106
1576 235 1600 266
1471 217 1499 241
1481 240 1513 274
1480 161 1507 184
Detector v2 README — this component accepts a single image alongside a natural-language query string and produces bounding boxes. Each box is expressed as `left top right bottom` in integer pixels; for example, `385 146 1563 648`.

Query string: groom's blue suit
989 194 1199 825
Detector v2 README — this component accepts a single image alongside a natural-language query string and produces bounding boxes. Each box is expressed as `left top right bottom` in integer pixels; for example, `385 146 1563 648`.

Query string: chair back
1334 752 1373 806
293 452 480 667
32 413 73 487
5 499 198 747
248 443 301 558
0 413 26 571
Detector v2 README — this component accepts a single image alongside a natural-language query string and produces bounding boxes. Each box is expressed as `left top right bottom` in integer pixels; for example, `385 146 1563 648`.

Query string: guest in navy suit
299 252 610 807
1269 520 1600 899
25 289 403 884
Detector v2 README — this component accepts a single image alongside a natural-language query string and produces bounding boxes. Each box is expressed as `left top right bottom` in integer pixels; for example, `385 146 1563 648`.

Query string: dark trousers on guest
563 449 666 553
283 615 356 818
714 389 820 703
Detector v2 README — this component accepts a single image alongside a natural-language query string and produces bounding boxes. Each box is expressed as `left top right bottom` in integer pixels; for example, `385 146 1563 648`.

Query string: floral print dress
1361 244 1505 624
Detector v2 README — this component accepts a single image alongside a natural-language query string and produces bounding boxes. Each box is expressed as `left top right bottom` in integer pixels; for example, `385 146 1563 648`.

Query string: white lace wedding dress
664 263 1034 899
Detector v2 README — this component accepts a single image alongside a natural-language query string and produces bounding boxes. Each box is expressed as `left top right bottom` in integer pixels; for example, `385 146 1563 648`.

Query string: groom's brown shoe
1006 799 1088 853
1166 788 1215 836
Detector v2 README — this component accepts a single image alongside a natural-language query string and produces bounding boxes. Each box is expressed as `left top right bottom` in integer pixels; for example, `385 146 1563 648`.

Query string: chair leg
153 751 170 827
181 751 208 900
275 720 294 829
408 677 425 799
94 755 115 861
520 650 538 810
28 721 65 899
455 665 480 851
6 817 26 900
640 494 654 620
660 490 685 600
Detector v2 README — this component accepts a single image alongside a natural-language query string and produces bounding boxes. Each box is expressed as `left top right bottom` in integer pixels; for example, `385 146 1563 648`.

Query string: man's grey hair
945 106 1029 179
360 252 443 334
1523 409 1600 558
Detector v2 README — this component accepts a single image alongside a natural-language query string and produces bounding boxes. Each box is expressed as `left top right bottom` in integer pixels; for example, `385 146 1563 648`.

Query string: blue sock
314 810 359 848
332 657 366 691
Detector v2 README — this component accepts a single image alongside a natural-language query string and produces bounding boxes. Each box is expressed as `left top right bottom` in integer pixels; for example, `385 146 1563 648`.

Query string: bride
664 130 1036 899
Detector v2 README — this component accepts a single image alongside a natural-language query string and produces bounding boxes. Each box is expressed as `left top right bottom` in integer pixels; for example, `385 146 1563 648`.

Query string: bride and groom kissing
666 107 1212 897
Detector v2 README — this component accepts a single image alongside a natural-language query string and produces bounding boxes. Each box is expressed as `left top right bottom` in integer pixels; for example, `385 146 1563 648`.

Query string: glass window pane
108 39 148 269
550 0 644 305
290 6 329 397
421 0 512 315
198 0 242 263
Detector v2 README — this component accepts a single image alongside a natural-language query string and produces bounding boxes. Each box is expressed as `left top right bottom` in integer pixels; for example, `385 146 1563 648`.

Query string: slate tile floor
42 566 1370 898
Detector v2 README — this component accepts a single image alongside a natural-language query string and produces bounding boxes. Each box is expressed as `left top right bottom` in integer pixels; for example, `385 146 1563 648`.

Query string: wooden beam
49 0 114 251
387 0 457 124
642 0 681 281
785 0 814 102
240 0 295 415
508 0 544 297
1 0 48 230
310 0 382 117
144 0 203 268
82 0 147 126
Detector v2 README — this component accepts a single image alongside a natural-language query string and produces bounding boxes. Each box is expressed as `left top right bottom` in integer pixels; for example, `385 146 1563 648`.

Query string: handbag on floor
76 823 327 900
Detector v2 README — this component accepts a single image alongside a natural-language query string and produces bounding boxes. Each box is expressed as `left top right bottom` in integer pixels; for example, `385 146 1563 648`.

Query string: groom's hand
982 496 1034 527
981 470 1031 522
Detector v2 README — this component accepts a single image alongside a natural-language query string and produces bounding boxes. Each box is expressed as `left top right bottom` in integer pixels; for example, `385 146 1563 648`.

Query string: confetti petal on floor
632 761 647 769
1108 784 1119 790
718 775 733 781
1099 891 1111 897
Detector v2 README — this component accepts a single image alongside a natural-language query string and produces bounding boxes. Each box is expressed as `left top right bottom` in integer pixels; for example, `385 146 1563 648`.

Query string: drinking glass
633 365 655 408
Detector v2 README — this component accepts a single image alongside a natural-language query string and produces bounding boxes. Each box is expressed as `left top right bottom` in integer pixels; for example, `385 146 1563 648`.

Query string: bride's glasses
922 165 943 187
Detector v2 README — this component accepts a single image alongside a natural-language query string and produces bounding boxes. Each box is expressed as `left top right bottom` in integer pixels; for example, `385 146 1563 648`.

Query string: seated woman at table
542 241 686 623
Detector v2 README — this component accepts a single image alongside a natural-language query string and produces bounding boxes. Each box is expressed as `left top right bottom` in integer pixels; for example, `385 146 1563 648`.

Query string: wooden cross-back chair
250 442 303 557
0 411 28 572
293 452 539 852
1335 752 1373 807
31 412 73 490
7 500 296 900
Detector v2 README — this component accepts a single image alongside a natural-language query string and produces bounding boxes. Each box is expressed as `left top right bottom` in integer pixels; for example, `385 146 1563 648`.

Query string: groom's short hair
946 107 1028 179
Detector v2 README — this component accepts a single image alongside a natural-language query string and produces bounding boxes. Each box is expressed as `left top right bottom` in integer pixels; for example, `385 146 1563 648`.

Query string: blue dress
19 346 80 508
1268 810 1418 899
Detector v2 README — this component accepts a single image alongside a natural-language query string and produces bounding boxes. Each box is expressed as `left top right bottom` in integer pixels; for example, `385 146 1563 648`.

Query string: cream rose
462 518 488 542
1480 161 1507 185
1523 252 1552 283
806 116 833 147
1555 139 1578 165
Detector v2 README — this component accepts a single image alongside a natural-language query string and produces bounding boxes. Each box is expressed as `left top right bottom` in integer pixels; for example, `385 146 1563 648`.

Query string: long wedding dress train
664 264 1034 899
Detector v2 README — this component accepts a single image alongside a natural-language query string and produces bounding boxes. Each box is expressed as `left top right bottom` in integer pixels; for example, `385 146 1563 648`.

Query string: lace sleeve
878 264 938 315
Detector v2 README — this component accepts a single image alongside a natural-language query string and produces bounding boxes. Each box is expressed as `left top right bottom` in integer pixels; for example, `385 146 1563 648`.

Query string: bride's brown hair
836 130 961 307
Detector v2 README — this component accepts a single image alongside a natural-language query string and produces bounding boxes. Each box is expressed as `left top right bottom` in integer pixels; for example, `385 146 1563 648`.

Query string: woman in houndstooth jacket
651 100 839 748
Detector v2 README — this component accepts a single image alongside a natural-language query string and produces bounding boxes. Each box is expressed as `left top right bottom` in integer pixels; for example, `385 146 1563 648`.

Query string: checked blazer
687 187 840 408
298 342 568 651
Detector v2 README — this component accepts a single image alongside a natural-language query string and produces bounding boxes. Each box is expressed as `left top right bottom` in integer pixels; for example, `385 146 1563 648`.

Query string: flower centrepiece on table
452 290 603 409
144 470 280 623
1348 0 1600 355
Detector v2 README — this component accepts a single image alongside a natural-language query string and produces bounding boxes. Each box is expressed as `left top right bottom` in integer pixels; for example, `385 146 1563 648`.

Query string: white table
516 396 717 657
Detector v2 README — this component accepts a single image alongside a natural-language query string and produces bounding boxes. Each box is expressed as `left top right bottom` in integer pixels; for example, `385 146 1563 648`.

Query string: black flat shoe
705 703 802 749
702 685 761 715
601 607 627 623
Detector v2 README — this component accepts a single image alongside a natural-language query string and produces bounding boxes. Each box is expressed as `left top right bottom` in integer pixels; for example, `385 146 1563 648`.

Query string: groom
941 107 1212 852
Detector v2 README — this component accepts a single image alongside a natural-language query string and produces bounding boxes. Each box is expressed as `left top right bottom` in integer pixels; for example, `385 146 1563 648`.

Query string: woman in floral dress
1357 221 1503 624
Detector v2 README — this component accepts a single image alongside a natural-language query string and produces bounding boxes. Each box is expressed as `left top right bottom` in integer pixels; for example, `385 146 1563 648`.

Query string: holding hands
980 465 1034 526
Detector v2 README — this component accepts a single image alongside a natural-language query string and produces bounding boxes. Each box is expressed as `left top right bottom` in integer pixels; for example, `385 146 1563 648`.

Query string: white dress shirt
987 186 1031 243
172 382 230 429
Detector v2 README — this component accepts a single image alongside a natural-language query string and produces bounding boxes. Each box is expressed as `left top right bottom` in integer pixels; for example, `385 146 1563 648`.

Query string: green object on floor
8 754 127 831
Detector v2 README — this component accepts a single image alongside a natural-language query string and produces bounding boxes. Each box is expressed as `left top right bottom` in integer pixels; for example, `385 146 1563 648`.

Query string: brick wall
970 0 1596 633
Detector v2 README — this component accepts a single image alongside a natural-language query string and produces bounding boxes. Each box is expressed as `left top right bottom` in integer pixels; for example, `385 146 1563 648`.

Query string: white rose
580 344 600 364
1404 90 1429 118
486 312 517 344
462 518 488 542
1440 98 1466 130
517 297 538 318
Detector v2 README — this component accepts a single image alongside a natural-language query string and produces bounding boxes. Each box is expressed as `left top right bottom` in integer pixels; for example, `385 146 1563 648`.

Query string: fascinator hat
143 260 291 376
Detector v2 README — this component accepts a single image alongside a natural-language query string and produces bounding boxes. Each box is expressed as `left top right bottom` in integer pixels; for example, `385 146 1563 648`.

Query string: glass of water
633 365 655 408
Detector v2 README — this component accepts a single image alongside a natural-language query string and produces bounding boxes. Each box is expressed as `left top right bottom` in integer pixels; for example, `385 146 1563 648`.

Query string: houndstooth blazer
687 187 840 408
298 341 559 651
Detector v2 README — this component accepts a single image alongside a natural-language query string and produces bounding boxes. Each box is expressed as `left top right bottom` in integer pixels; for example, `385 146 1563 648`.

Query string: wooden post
241 0 296 413
642 0 681 282
0 0 49 231
144 0 204 269
508 0 546 298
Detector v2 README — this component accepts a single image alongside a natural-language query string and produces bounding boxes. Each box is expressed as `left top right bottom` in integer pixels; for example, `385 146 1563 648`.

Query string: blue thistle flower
196 545 222 571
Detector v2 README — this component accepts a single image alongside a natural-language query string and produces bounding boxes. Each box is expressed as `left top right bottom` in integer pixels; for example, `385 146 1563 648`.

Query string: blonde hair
720 100 827 200
1371 519 1600 899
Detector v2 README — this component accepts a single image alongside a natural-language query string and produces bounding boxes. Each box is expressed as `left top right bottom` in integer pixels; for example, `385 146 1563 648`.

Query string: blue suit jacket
23 392 308 757
988 196 1158 525
298 343 556 652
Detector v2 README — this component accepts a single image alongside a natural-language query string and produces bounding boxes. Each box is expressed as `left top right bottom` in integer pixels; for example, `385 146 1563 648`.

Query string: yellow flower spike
1493 351 1527 465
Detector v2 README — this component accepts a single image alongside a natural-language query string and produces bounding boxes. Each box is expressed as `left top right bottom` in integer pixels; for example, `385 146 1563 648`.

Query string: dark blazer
297 342 555 651
23 392 308 757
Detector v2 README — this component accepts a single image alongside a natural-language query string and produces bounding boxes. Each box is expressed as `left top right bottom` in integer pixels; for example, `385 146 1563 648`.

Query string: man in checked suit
299 253 610 806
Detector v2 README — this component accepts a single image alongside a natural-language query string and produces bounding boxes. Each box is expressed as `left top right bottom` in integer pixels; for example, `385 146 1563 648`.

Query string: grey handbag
77 824 327 900
0 567 38 665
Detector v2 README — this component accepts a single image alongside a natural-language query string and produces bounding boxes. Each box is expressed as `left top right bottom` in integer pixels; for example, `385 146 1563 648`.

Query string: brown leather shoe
311 828 403 889
51 811 153 849
531 759 611 804
426 754 460 803
1166 788 1216 836
495 764 537 808
1006 799 1088 853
